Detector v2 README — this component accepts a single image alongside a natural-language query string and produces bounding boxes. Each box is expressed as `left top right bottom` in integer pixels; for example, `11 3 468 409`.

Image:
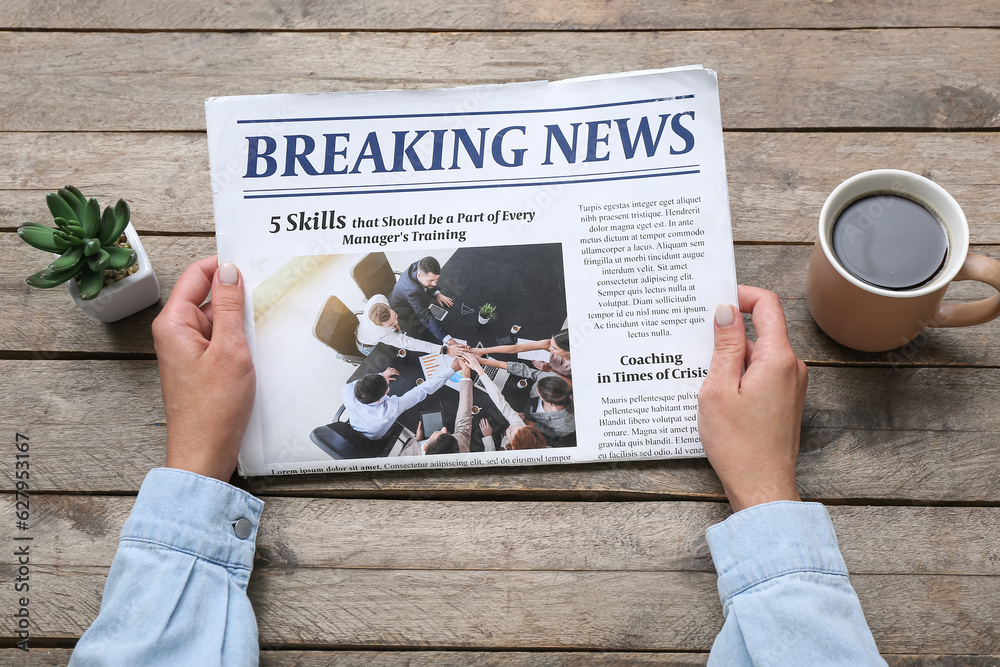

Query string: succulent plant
18 186 136 300
479 302 496 319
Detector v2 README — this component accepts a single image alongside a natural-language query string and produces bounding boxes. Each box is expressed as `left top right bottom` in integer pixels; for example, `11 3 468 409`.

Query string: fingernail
715 304 735 327
219 262 238 285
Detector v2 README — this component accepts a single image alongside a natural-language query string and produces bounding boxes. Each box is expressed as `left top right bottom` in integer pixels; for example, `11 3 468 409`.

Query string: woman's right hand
460 351 485 373
697 286 808 513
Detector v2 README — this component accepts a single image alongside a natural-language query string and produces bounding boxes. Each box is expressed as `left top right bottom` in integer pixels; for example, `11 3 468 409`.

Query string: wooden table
2 3 999 664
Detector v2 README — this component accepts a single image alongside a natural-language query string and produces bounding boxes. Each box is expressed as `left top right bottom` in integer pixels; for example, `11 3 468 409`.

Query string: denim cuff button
233 518 252 539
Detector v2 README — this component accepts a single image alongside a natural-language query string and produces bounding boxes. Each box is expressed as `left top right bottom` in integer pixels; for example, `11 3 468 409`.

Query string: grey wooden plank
885 658 1000 667
249 425 1000 502
259 653 711 667
2 359 1000 500
257 653 1000 667
3 566 997 654
2 31 1000 131
725 132 1000 244
0 656 67 667
3 0 998 30
0 650 71 666
0 649 713 667
0 232 190 353
4 496 998 576
3 132 998 240
6 649 999 666
0 133 209 233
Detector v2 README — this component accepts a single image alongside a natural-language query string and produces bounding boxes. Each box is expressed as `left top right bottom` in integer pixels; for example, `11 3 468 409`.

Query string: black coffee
831 193 948 290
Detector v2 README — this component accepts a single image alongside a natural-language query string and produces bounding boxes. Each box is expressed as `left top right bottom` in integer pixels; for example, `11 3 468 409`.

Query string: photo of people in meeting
249 243 573 466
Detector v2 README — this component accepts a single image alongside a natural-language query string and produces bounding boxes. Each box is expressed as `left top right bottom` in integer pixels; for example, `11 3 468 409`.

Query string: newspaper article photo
251 244 573 469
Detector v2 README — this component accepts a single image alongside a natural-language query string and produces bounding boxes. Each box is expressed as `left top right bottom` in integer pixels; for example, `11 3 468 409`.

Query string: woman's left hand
152 257 255 482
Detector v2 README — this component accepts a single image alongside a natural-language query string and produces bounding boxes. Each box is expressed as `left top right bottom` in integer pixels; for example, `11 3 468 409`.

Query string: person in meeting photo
464 354 575 439
342 358 458 440
398 357 475 456
389 255 456 344
459 352 553 450
473 329 572 380
356 293 466 356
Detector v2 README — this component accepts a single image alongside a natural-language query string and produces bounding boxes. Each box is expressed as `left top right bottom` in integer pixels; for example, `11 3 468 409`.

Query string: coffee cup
397 349 407 358
806 169 1000 352
517 379 528 389
511 325 521 334
415 378 424 385
471 406 480 415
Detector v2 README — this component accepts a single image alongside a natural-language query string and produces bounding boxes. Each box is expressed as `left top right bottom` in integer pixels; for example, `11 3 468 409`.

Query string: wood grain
1 650 713 667
4 496 998 576
6 650 1000 666
7 7 1000 663
2 31 1000 131
0 133 210 233
2 360 1000 500
259 653 713 667
2 498 998 654
4 1 998 30
259 653 1000 667
2 566 996 653
3 132 1000 240
243 424 1000 502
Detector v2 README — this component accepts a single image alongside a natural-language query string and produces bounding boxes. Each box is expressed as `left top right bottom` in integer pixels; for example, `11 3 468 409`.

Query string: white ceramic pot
68 223 160 322
478 315 490 325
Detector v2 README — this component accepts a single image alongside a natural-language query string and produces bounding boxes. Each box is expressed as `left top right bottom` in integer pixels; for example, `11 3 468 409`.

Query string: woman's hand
459 351 485 374
697 286 808 512
445 340 470 356
152 257 255 482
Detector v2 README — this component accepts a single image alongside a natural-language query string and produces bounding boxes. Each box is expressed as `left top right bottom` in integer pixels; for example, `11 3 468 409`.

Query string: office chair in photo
309 404 405 459
313 295 365 365
351 252 401 302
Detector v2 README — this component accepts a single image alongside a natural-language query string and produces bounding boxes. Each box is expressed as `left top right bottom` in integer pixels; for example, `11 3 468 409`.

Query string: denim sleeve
69 468 264 667
706 501 887 666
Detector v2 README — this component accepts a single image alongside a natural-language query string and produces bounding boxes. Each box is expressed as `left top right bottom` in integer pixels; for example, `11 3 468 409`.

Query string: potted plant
478 302 496 325
17 186 160 322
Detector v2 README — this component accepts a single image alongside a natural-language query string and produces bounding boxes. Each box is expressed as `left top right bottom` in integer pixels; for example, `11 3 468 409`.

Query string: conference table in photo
339 244 570 453
2 3 1000 664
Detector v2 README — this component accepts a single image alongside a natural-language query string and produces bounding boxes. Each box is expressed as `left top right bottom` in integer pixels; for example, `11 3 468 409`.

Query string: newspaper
206 66 738 476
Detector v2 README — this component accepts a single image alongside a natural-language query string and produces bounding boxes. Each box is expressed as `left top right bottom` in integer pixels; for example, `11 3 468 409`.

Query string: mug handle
930 253 1000 328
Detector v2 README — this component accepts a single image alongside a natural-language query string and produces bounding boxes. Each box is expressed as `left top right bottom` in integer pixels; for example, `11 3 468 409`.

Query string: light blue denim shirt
71 472 884 665
69 468 263 667
706 501 887 665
